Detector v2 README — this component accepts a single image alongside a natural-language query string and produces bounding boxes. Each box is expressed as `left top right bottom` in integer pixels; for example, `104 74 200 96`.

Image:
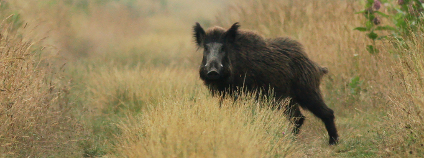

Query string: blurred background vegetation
1 0 423 157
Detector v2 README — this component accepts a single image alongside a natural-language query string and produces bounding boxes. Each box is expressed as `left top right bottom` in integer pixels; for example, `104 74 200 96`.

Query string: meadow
1 0 423 157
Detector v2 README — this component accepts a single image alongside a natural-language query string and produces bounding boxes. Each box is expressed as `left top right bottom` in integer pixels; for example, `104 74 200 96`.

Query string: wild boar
193 22 338 145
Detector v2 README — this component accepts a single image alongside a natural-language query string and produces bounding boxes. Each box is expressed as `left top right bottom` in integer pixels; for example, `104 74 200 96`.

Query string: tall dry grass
382 32 424 156
4 0 424 157
75 66 300 157
0 17 82 157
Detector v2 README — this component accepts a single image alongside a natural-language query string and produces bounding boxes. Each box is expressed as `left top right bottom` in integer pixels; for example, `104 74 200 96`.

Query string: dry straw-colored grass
0 17 82 157
94 67 300 157
67 62 301 157
5 0 424 157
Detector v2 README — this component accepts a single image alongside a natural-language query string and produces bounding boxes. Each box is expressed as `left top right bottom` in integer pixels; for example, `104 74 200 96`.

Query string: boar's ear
224 22 240 43
193 22 206 47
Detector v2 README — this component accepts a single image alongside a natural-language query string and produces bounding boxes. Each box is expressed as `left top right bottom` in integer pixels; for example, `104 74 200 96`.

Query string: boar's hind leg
282 101 305 135
293 88 339 145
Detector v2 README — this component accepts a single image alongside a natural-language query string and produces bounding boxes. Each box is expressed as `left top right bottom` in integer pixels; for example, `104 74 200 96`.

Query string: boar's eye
220 45 226 53
219 48 225 54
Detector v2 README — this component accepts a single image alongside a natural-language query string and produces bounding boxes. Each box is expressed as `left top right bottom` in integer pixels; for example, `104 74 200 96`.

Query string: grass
2 0 424 157
0 9 82 157
111 68 299 157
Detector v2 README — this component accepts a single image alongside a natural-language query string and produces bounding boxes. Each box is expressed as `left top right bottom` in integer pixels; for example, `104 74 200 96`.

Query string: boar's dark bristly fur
193 22 338 145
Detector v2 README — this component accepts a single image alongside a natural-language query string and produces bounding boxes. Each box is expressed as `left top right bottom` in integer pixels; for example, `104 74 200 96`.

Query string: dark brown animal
193 22 338 145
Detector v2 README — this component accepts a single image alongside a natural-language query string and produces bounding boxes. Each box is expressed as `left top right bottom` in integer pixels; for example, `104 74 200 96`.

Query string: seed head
373 0 381 10
373 17 381 25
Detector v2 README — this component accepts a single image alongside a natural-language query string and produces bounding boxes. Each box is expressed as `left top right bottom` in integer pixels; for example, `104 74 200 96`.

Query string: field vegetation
1 0 423 157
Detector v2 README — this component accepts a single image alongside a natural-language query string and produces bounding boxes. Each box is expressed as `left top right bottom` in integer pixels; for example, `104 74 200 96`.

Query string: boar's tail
320 67 329 75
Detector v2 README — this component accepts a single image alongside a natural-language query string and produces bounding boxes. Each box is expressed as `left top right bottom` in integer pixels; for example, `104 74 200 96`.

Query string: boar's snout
207 68 220 80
